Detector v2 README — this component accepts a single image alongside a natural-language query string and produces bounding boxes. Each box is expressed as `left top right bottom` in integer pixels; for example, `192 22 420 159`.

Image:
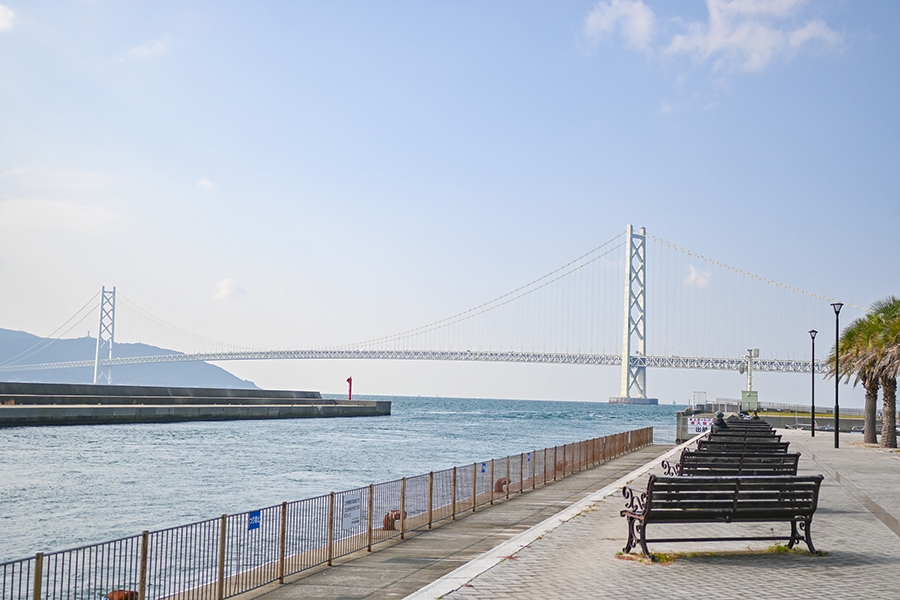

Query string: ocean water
0 396 681 563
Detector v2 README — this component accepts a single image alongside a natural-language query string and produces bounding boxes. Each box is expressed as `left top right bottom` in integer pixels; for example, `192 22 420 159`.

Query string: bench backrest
678 450 800 476
645 475 824 521
709 432 782 441
697 440 790 453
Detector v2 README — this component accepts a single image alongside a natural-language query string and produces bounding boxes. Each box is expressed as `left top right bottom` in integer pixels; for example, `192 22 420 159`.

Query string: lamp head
809 329 817 340
831 302 844 315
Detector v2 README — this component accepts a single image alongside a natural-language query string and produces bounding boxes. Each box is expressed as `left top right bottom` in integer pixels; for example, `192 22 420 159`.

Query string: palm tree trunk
865 377 879 444
881 376 897 449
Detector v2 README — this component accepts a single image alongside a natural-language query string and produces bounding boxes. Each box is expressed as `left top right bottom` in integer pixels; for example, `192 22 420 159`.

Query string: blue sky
1 1 897 405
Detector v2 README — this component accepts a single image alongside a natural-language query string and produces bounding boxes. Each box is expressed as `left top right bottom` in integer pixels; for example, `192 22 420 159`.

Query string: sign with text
341 492 362 530
248 510 261 531
687 417 713 435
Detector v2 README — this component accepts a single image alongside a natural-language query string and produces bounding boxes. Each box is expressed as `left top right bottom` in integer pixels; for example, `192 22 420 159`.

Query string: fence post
505 456 510 500
472 462 477 512
138 531 149 600
563 444 567 476
428 472 434 529
533 450 537 490
543 448 547 485
217 515 227 600
489 460 494 505
32 553 43 600
278 502 287 584
327 492 335 566
553 447 557 481
367 484 374 552
400 478 406 540
451 467 457 520
519 453 524 494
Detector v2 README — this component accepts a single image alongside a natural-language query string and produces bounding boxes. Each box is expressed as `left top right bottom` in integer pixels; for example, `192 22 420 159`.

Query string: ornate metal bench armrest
622 485 646 512
661 459 682 476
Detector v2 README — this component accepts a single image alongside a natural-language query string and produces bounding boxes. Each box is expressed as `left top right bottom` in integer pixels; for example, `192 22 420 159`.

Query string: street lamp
809 329 817 437
832 302 843 448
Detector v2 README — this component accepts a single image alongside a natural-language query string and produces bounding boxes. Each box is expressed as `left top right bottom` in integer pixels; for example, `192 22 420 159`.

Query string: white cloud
0 5 14 32
119 38 172 61
664 0 844 72
197 178 214 189
585 0 844 74
213 279 246 300
684 264 711 288
0 199 116 234
584 0 657 53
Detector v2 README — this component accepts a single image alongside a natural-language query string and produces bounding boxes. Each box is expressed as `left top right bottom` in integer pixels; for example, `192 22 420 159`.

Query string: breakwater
0 382 390 426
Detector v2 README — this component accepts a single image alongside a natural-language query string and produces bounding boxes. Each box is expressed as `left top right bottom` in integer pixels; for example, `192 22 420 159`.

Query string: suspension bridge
0 225 864 402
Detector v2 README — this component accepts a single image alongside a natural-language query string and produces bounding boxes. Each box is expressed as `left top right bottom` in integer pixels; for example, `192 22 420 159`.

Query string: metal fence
2 427 653 600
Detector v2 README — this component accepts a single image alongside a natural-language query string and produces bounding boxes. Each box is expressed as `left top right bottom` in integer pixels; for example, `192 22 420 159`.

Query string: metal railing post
505 456 510 500
553 447 557 481
472 463 477 512
327 492 335 566
532 450 537 490
451 467 457 520
519 453 524 494
32 553 43 600
217 515 227 600
367 484 374 552
428 472 434 529
400 478 406 540
278 502 287 584
490 460 495 505
138 531 149 600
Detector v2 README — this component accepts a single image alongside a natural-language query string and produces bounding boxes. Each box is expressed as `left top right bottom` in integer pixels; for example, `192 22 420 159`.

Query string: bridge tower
93 286 116 384
610 225 657 405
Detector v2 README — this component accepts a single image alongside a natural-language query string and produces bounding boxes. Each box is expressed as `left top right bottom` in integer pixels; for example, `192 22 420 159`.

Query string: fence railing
2 427 653 600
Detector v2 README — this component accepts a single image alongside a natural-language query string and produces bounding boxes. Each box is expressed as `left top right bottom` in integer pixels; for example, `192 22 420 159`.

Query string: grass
616 544 826 564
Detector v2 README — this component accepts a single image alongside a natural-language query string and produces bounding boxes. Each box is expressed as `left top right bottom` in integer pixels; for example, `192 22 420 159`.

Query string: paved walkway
238 444 671 600
414 429 900 600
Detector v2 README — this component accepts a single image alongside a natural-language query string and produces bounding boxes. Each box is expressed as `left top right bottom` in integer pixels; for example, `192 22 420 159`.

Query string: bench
709 432 782 441
662 450 801 476
621 474 824 557
697 439 790 453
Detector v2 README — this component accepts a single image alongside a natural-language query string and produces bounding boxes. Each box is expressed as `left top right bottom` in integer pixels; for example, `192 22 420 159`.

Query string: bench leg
788 519 817 553
623 516 637 554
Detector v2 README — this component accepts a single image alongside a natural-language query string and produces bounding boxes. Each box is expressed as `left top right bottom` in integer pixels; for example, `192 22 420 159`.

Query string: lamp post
809 330 817 437
832 303 843 448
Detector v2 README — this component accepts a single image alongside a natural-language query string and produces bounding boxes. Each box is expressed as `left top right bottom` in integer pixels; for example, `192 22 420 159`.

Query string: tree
869 296 900 448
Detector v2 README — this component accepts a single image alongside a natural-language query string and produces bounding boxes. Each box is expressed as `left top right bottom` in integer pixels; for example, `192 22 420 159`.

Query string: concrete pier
0 382 390 426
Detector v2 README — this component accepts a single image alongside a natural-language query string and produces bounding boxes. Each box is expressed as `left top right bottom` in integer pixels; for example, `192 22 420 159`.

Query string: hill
0 328 258 389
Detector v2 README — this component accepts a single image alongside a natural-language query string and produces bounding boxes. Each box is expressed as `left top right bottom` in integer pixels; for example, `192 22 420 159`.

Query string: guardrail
1 427 653 600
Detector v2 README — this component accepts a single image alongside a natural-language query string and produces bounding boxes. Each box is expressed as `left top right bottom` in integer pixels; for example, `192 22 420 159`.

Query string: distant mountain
0 328 259 389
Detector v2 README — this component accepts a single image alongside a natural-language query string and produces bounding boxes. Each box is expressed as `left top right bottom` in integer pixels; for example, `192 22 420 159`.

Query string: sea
0 395 682 563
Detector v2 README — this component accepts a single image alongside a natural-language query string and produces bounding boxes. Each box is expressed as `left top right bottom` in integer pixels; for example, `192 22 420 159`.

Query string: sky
1 1 898 406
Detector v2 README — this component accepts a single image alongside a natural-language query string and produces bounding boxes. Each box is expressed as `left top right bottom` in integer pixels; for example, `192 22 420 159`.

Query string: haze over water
0 396 680 563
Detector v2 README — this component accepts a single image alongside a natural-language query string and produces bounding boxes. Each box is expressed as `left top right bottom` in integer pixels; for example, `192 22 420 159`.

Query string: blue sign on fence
248 510 261 531
481 462 486 473
527 452 531 462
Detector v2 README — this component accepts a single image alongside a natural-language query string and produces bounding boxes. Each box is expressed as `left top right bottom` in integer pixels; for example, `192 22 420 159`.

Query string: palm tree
869 296 900 448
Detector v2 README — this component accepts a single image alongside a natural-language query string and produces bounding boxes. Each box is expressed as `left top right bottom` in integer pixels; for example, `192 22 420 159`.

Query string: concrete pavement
426 429 900 600
237 443 672 600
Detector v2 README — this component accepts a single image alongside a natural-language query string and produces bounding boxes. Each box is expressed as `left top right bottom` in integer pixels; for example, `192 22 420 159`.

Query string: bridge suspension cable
0 291 100 367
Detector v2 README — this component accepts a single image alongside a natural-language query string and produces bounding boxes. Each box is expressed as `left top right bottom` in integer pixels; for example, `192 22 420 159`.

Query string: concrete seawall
0 401 391 426
0 382 391 426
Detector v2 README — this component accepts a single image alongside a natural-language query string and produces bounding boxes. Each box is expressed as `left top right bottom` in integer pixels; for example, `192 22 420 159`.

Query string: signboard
248 510 261 531
341 492 362 530
687 417 713 435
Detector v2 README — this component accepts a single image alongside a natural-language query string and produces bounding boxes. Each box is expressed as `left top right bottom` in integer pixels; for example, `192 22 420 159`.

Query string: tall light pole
809 330 817 437
832 303 843 448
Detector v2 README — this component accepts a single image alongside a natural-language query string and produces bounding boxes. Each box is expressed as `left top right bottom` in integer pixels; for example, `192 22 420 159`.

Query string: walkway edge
402 436 700 600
